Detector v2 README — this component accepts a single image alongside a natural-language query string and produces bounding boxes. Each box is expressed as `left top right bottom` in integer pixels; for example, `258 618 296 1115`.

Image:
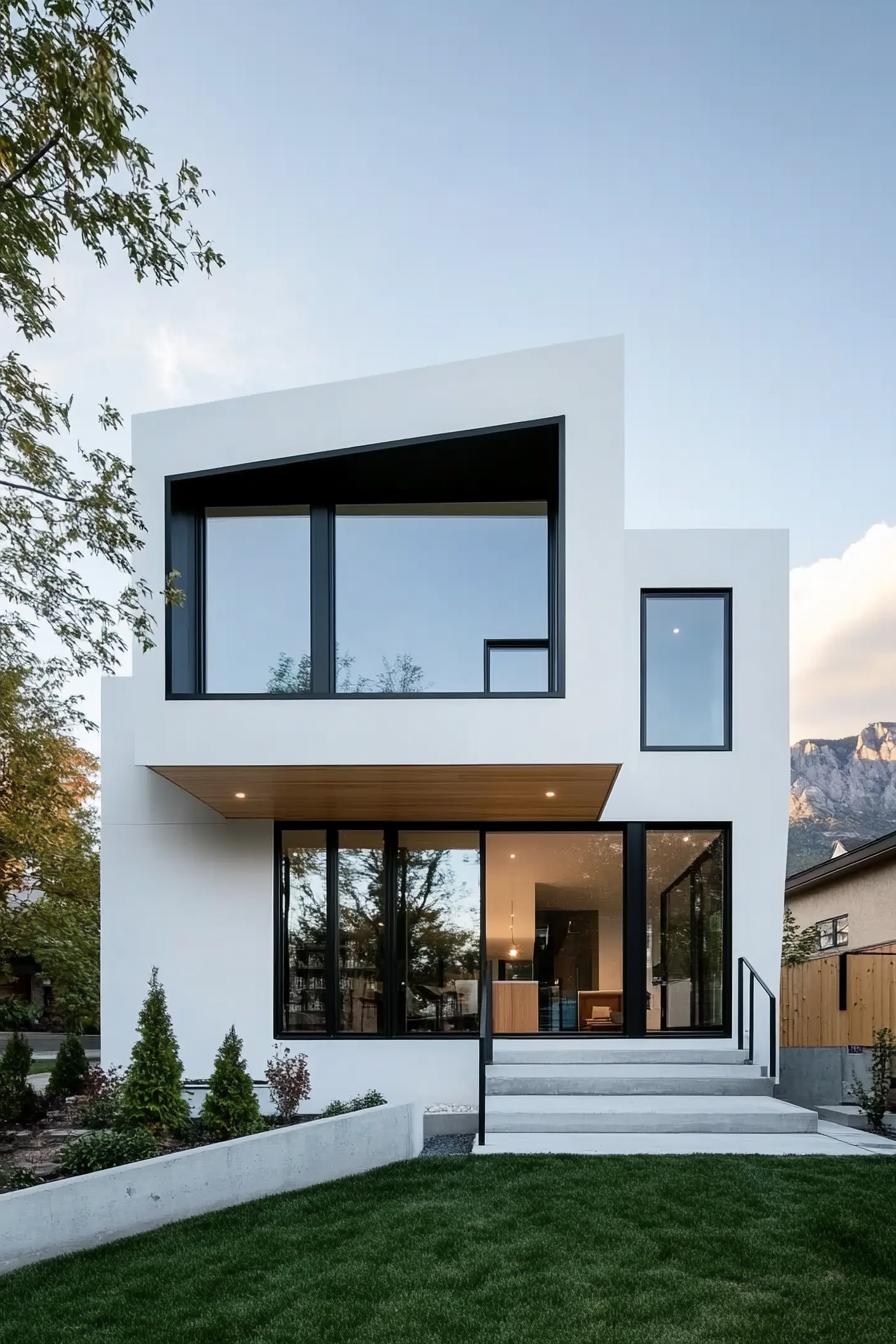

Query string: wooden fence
780 943 896 1047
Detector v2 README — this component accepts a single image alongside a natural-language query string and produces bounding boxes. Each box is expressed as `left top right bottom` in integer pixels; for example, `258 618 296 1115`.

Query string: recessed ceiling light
509 852 516 859
234 792 246 799
545 790 556 798
672 627 680 635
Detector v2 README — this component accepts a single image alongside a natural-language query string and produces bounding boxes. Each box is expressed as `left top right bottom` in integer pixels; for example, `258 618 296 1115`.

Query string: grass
26 1059 53 1076
0 1155 893 1344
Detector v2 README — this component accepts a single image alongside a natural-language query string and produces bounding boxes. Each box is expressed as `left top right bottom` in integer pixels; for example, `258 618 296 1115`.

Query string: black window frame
165 417 565 700
815 914 848 952
640 588 733 752
273 819 732 1041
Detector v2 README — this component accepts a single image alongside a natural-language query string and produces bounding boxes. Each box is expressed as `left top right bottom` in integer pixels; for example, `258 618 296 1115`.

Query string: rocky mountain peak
789 721 896 874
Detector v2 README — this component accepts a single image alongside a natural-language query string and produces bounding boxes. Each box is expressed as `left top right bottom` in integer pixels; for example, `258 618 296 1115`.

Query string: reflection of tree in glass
284 846 327 1022
647 833 724 1018
267 650 427 694
398 848 480 984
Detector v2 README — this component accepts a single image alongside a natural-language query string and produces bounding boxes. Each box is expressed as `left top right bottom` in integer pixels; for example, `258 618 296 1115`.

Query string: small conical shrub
120 968 190 1135
47 1033 88 1099
200 1027 262 1140
0 1031 32 1086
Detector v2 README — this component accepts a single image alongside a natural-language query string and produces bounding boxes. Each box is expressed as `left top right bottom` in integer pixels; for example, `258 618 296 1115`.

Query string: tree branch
0 129 63 194
0 478 79 504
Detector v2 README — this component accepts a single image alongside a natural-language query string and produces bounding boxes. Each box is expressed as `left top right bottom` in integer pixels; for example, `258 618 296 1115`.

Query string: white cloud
791 522 896 742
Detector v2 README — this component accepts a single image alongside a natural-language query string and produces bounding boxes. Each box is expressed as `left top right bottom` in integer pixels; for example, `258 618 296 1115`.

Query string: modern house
101 337 817 1148
785 828 896 955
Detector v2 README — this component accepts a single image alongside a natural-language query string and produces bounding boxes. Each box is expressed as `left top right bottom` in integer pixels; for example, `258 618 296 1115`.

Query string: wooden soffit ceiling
150 763 622 822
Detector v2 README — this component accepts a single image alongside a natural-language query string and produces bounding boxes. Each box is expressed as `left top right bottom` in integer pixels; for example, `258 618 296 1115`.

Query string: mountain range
788 721 896 875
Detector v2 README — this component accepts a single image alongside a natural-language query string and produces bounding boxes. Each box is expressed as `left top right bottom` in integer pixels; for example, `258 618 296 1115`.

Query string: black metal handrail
478 962 493 1147
737 956 777 1077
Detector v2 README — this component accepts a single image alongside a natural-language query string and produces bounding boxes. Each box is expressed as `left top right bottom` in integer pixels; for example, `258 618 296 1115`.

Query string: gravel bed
421 1133 474 1157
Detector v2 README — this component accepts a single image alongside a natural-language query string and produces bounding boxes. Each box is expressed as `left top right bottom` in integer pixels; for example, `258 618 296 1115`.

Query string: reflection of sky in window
399 846 480 937
205 512 310 692
336 513 547 691
644 596 726 746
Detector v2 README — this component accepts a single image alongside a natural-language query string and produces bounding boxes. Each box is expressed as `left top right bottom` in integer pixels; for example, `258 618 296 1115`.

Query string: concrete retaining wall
777 1047 873 1109
0 1032 100 1053
0 1100 422 1275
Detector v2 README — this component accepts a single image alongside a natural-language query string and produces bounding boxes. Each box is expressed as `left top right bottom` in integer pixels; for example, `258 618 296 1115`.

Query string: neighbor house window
335 504 549 693
641 590 731 749
205 507 311 693
815 914 848 951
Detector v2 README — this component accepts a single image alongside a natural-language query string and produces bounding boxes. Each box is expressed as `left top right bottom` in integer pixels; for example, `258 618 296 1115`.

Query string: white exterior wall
101 339 789 1100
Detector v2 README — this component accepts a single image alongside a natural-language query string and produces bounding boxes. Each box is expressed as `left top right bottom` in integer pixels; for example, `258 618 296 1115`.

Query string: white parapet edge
0 1100 423 1275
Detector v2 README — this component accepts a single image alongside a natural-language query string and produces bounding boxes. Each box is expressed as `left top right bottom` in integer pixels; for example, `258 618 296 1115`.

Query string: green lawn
0 1155 893 1344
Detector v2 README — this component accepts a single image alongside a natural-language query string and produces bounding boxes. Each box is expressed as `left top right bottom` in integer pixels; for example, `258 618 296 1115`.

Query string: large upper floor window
166 419 562 697
336 504 547 693
641 590 731 750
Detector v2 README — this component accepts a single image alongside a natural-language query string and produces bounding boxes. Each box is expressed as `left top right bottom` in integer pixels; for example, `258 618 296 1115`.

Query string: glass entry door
484 831 624 1034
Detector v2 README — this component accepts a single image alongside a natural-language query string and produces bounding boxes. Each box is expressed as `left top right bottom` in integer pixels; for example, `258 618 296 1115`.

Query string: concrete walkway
475 1121 896 1156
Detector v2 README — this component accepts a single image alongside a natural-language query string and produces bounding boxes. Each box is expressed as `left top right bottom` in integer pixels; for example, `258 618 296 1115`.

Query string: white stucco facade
100 338 789 1106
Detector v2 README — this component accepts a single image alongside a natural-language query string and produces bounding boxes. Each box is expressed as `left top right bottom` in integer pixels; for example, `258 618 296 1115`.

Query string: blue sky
18 1 896 738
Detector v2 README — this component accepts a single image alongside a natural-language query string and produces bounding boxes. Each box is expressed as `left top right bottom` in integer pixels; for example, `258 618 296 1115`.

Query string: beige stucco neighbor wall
787 858 896 952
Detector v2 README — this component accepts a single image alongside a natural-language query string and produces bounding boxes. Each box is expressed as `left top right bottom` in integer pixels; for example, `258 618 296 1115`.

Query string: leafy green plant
852 1027 896 1135
57 1128 158 1176
321 1089 387 1118
200 1027 263 1140
119 968 189 1135
81 1064 125 1130
781 907 818 965
0 997 40 1030
264 1046 310 1123
0 1031 45 1125
0 1163 41 1192
47 1033 89 1099
0 1030 32 1085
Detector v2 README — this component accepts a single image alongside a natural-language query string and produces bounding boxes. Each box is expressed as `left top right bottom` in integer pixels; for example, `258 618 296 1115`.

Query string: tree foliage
0 660 99 1027
119 967 189 1135
47 1029 88 1097
200 1026 262 1139
0 0 222 674
781 906 818 966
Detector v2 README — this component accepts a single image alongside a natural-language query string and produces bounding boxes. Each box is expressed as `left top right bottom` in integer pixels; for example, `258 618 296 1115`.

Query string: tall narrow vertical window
641 591 731 749
645 829 727 1032
338 831 386 1034
396 832 480 1033
205 506 311 693
280 830 328 1033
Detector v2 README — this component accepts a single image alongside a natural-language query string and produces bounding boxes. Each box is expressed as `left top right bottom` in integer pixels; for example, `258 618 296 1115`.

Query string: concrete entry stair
478 1045 818 1153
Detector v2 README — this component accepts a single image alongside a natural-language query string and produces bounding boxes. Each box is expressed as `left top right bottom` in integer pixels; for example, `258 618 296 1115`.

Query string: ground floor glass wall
276 823 729 1037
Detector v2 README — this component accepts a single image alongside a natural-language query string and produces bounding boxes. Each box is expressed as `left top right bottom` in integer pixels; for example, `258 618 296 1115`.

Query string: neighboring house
785 829 896 955
101 338 797 1145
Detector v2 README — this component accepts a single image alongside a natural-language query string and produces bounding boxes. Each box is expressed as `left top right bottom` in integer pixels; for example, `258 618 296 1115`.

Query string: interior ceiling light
672 627 680 635
509 852 516 860
545 790 556 798
508 898 518 959
234 792 246 799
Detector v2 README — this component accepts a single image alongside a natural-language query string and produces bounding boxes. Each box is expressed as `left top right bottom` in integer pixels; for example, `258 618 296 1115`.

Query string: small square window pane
488 646 549 692
643 594 729 748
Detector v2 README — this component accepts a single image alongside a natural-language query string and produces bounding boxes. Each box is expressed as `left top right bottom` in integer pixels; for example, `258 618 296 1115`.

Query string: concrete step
474 1130 875 1157
491 1046 751 1066
486 1063 772 1096
485 1094 817 1134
